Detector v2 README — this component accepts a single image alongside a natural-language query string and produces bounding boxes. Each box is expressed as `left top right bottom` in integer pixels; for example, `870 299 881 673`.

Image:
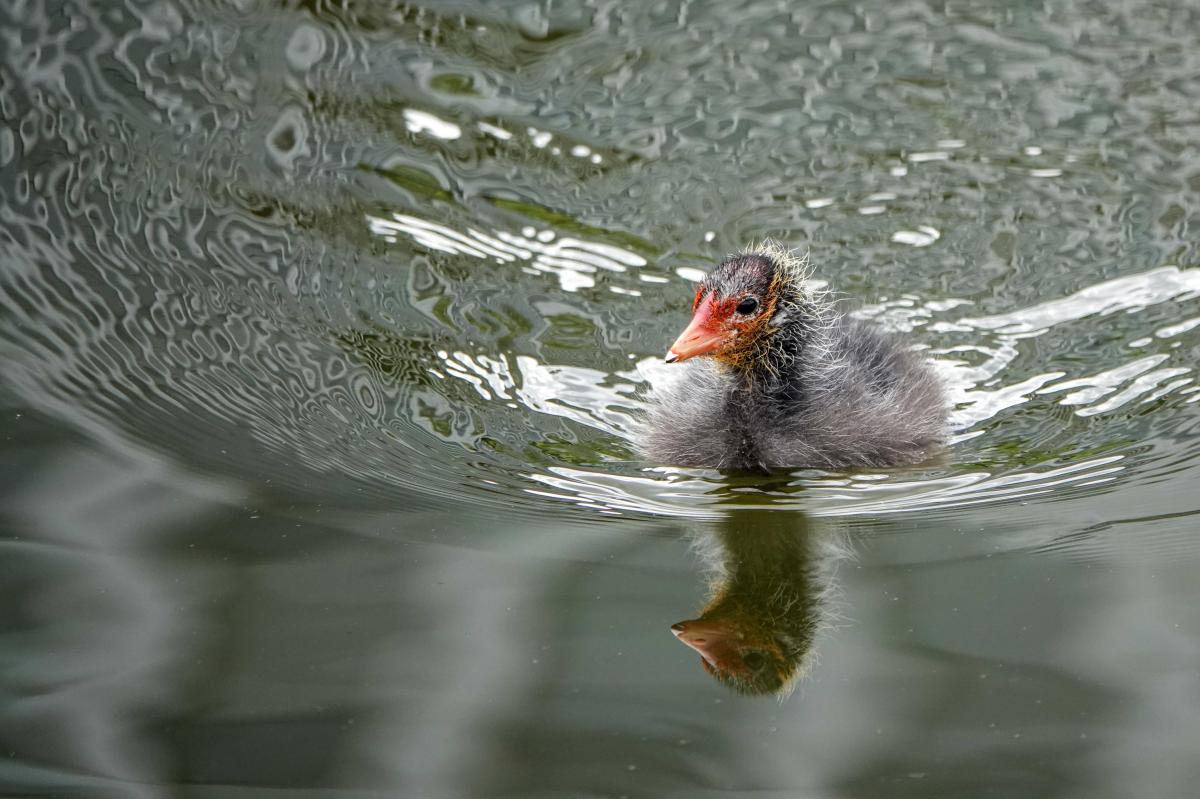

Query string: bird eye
742 651 767 669
736 297 759 315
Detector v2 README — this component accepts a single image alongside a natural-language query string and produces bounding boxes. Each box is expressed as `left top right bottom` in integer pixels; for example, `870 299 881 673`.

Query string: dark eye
736 296 759 315
742 651 766 669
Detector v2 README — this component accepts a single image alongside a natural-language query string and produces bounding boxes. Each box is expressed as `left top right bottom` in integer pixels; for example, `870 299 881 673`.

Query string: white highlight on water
403 109 462 140
366 213 647 292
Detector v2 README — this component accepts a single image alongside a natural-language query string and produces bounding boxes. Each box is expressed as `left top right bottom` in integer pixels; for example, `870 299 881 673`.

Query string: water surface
2 0 1199 796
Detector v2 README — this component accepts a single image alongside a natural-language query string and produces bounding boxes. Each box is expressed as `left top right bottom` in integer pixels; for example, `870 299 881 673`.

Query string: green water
2 0 1199 796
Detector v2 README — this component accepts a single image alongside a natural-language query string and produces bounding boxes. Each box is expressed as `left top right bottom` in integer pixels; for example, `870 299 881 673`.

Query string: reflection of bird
672 508 832 696
643 242 945 471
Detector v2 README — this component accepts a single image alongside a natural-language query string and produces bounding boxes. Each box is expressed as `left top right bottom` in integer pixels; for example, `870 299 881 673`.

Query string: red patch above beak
666 293 732 362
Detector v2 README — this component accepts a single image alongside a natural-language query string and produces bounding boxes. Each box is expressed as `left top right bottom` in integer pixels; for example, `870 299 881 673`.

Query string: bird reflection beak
671 619 739 670
666 295 729 362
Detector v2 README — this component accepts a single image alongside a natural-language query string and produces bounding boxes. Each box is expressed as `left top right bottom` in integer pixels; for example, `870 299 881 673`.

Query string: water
2 0 1199 795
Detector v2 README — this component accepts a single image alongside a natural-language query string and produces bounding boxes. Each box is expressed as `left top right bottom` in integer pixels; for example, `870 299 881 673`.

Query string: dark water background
3 0 1200 796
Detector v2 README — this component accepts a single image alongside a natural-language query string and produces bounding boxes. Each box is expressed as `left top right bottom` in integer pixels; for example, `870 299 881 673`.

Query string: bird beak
671 619 740 670
666 294 729 363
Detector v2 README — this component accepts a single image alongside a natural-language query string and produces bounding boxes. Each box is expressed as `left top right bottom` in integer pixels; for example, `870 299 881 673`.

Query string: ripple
938 266 1200 336
367 212 647 292
3 0 1200 532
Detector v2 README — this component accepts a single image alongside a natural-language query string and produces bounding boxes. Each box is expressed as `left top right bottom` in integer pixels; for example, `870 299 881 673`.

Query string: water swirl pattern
4 0 1200 525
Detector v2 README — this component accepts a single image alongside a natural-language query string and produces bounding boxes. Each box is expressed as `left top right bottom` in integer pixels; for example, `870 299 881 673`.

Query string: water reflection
673 501 840 697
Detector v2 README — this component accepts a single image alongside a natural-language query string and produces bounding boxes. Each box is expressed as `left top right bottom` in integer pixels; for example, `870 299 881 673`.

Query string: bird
641 241 946 471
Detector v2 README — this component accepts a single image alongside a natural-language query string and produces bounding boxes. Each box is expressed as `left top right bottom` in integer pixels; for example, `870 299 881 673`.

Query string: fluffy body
643 244 946 471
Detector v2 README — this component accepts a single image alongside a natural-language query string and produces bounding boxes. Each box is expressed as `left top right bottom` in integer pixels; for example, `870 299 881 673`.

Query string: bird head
665 243 812 369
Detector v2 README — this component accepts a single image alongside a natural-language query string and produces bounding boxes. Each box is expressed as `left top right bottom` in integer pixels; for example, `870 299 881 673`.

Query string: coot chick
642 242 945 471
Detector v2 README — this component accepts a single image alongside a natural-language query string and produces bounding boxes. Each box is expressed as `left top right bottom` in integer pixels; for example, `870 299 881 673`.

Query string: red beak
666 294 730 362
